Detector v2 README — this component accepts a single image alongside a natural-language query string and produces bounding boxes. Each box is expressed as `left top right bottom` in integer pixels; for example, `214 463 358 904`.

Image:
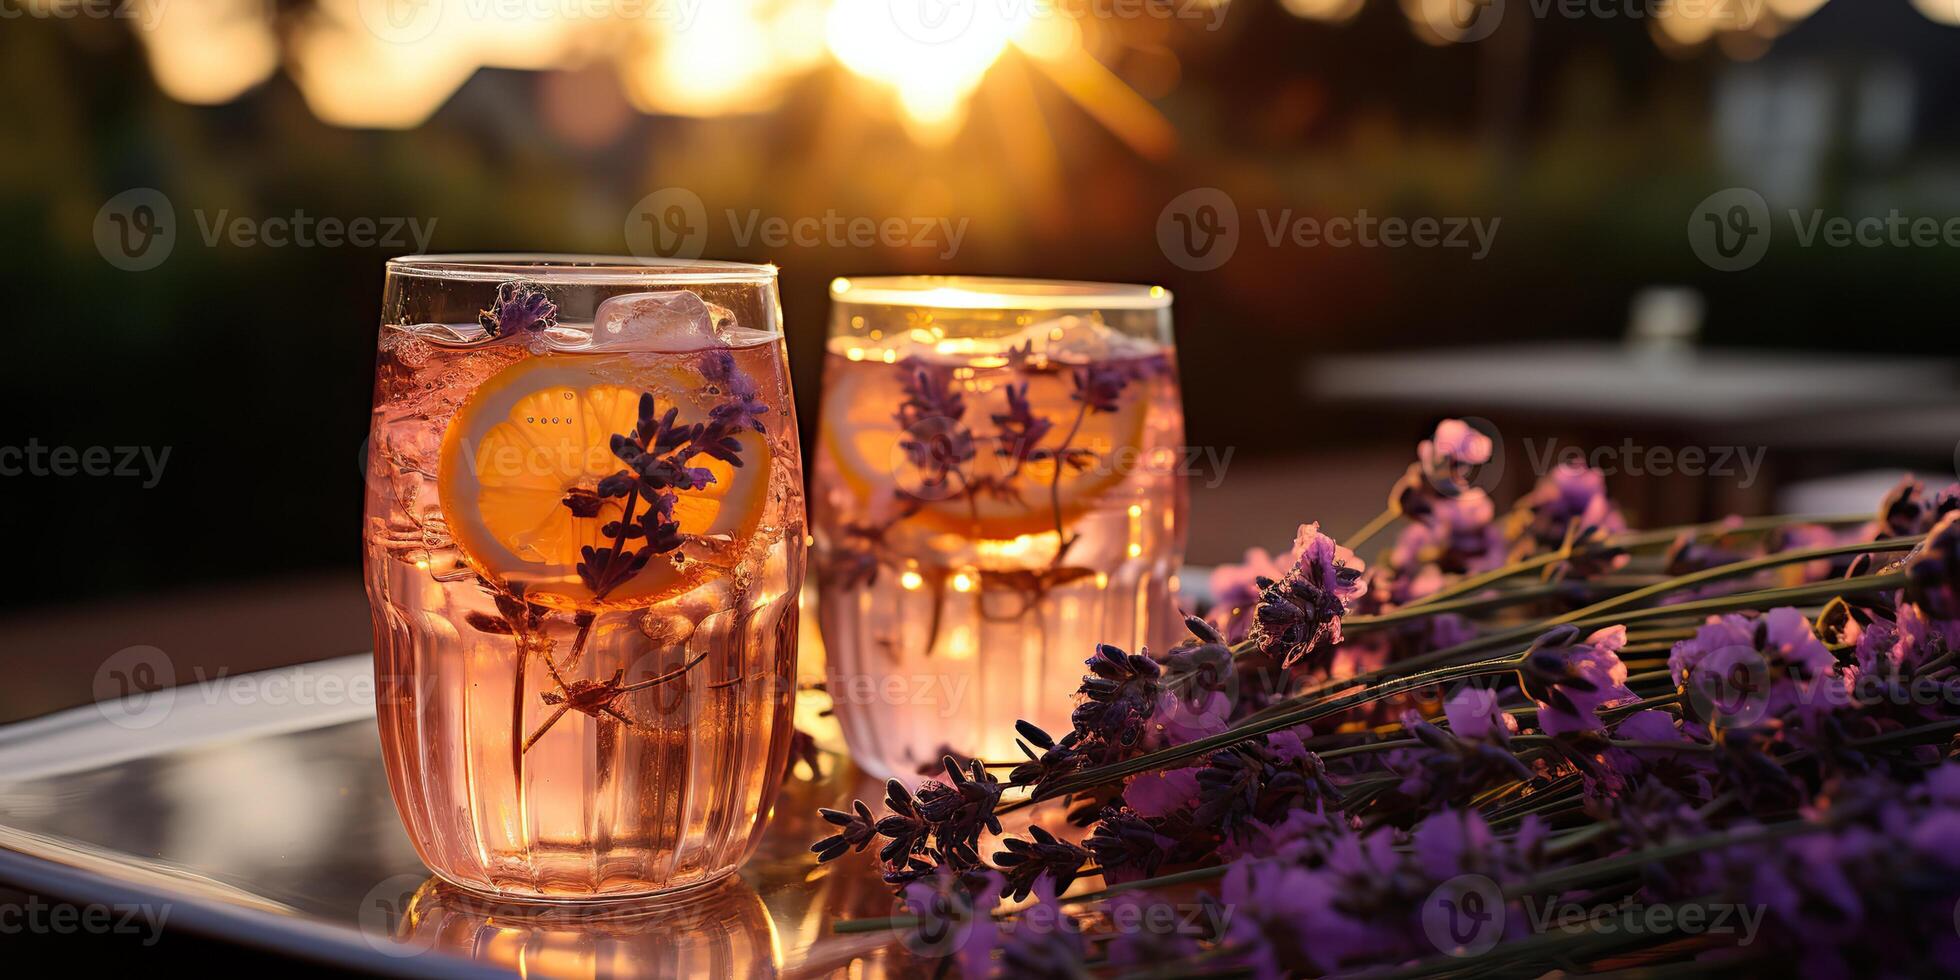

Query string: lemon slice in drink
437 353 769 607
818 361 1149 540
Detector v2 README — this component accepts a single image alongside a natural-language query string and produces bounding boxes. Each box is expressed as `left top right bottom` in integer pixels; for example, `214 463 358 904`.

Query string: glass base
424 862 745 907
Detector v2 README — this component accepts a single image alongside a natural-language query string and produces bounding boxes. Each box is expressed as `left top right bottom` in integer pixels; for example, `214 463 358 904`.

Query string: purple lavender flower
996 880 1089 978
1443 687 1514 741
1388 706 1532 804
1155 632 1238 743
478 281 558 338
1591 709 1714 802
900 868 1004 977
1857 602 1954 682
812 800 878 862
1218 802 1348 864
1507 462 1629 576
699 349 768 434
1392 418 1496 524
894 365 975 495
1668 608 1842 726
1906 511 1960 620
1072 643 1164 752
1411 808 1542 882
1770 521 1853 584
1102 893 1202 971
1878 475 1960 539
1520 624 1637 736
1218 859 1375 975
992 825 1090 901
1387 494 1507 587
1207 544 1295 644
1069 363 1133 414
1088 810 1179 885
1250 522 1367 669
989 381 1054 467
1122 767 1201 818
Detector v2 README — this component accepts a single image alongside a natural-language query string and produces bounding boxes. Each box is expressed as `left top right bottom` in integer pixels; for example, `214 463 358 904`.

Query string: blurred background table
1308 341 1960 526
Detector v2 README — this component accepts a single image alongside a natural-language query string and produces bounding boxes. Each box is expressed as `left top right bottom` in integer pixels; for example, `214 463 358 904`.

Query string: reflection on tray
401 876 781 979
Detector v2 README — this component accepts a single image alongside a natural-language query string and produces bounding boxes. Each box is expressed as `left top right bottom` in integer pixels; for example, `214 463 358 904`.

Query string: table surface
0 653 922 978
1306 342 1960 427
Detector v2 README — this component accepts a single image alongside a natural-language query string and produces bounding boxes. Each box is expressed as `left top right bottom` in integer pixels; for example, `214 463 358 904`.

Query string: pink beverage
813 277 1186 780
364 257 804 900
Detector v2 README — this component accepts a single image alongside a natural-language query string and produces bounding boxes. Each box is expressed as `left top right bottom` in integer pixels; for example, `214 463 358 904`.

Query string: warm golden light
824 0 1036 134
291 3 477 129
137 0 279 105
62 0 1186 160
1913 0 1960 25
1281 0 1365 23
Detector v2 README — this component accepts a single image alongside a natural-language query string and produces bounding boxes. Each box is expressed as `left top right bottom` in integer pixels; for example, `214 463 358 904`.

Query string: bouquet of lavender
813 420 1960 978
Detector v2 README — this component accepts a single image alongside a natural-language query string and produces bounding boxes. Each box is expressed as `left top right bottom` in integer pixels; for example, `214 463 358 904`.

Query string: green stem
1347 505 1400 552
1396 512 1869 613
1032 655 1527 800
1502 817 1831 898
1356 570 1906 686
1541 536 1918 630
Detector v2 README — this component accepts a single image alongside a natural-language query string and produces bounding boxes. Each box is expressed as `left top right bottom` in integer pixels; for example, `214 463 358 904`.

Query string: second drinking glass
814 276 1187 780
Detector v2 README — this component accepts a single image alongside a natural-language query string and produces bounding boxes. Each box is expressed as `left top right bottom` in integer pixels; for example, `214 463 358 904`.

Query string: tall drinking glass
364 256 804 900
813 276 1186 780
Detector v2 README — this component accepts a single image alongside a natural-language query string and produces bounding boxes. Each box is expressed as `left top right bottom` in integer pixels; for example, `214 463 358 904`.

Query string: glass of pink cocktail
364 256 803 900
813 276 1186 780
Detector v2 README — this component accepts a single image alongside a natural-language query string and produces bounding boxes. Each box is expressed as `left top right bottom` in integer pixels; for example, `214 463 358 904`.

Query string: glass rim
829 275 1171 311
386 254 779 285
